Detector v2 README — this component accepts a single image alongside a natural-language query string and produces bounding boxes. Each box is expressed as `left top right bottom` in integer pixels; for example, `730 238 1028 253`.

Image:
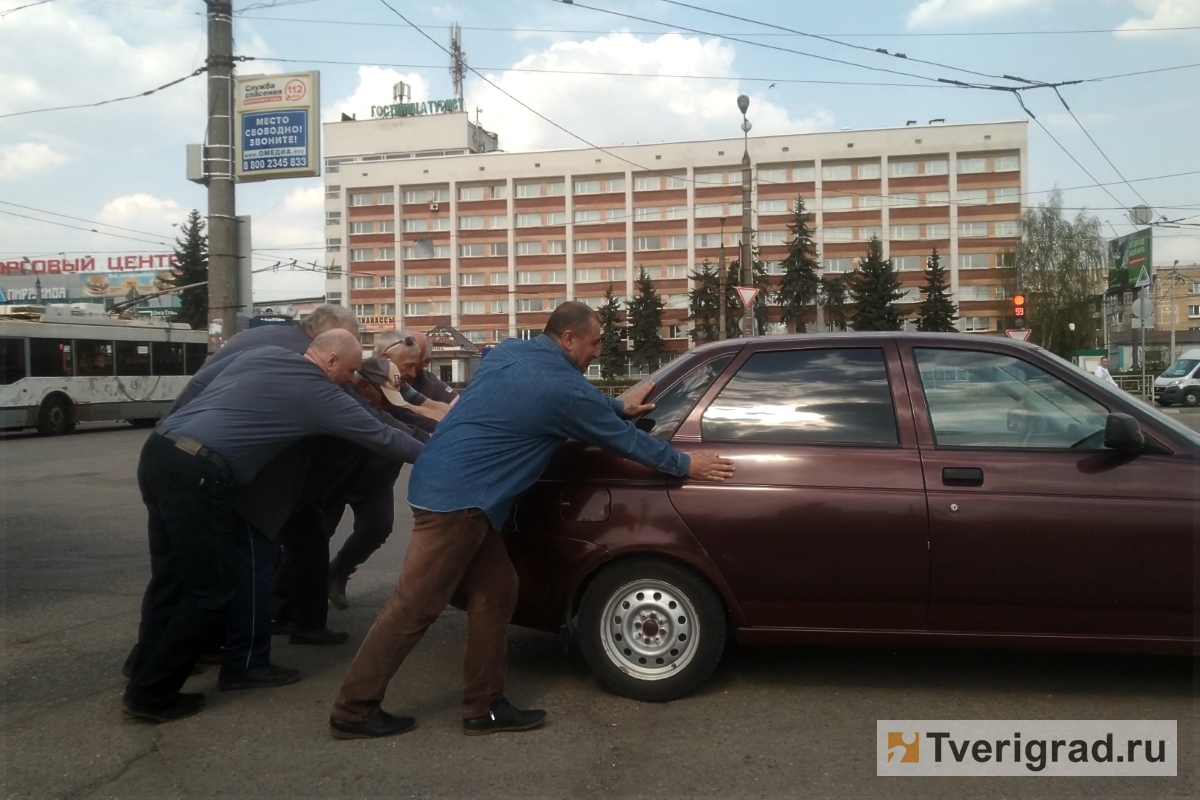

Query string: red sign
284 79 307 102
1 253 176 276
1005 328 1032 342
736 286 760 307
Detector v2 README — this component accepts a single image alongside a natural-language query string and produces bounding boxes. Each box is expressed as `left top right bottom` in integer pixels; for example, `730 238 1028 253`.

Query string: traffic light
1012 293 1026 328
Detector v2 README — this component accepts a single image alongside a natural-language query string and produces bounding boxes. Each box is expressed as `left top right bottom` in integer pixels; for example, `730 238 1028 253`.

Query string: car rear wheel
577 558 726 702
36 395 74 437
1183 389 1199 408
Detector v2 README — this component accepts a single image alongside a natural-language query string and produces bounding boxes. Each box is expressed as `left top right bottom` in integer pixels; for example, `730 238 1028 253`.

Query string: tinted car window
640 355 733 441
915 348 1109 449
701 348 898 445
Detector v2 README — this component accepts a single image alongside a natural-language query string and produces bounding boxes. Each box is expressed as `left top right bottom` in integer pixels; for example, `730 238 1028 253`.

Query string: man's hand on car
687 452 736 482
621 381 656 417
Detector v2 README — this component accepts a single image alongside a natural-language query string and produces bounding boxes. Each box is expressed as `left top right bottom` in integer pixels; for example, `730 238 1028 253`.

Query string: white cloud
0 142 67 180
1115 0 1200 38
465 33 831 153
96 194 184 239
245 183 327 302
326 67 432 121
906 0 1043 27
1153 234 1200 267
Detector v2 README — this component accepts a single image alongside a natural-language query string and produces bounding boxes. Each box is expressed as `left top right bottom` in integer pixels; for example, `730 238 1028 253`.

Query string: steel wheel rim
598 578 700 681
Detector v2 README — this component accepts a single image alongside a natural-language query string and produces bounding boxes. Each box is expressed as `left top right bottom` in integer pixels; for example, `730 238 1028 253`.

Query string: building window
666 265 689 278
490 272 508 285
665 294 689 309
349 193 373 207
461 272 484 286
762 260 785 276
573 180 600 195
695 203 723 218
757 168 786 184
857 226 882 241
490 184 507 200
546 211 566 225
378 247 395 260
822 164 853 181
857 163 881 179
665 205 689 220
1188 283 1200 295
926 223 950 238
402 244 450 259
431 217 451 231
325 237 341 253
517 270 541 284
610 267 627 281
635 175 661 191
758 199 788 214
633 207 661 222
516 213 541 228
824 227 853 241
518 298 544 313
639 266 662 279
579 296 604 310
404 274 428 288
326 212 341 226
516 183 542 198
890 225 920 240
380 275 397 288
547 240 567 254
378 191 394 205
890 161 919 177
957 284 994 301
574 209 601 224
605 209 625 223
995 155 1020 172
665 235 688 249
379 303 395 315
458 216 484 230
546 181 566 196
351 303 376 318
957 157 987 174
958 316 991 332
546 270 567 284
959 222 988 238
823 196 853 211
576 268 601 283
888 193 918 208
667 324 690 339
759 230 787 245
491 300 508 314
403 302 428 316
458 186 485 201
634 236 661 251
490 242 508 257
516 241 543 257
958 254 990 270
349 248 373 261
926 191 950 206
824 258 853 273
695 171 724 186
664 175 687 189
606 178 625 193
859 195 884 209
349 275 374 289
994 186 1019 203
1188 305 1200 318
792 165 816 181
574 239 601 253
325 185 341 199
460 300 485 315
995 220 1021 237
956 189 988 206
892 255 921 271
925 159 949 175
606 237 626 252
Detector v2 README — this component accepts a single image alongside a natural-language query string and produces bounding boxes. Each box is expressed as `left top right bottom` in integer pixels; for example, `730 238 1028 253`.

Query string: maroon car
506 332 1198 702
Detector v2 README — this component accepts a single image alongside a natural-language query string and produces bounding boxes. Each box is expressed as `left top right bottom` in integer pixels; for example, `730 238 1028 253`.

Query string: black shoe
271 620 294 636
329 710 417 740
289 627 350 646
122 692 205 724
217 663 301 691
462 697 546 736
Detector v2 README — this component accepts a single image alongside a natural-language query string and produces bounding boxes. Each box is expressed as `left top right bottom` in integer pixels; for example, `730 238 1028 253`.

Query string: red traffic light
1013 293 1026 317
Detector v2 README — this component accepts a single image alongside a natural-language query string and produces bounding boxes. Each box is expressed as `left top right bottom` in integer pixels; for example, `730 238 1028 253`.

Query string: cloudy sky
2 0 1198 301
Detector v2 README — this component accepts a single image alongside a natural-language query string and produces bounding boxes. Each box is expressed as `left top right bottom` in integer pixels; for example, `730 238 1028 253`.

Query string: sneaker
289 627 349 646
462 697 546 736
329 710 417 740
328 572 348 611
122 692 205 724
217 663 301 692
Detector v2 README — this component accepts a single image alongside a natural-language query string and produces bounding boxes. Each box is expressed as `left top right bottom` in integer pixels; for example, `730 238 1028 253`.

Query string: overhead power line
0 0 54 17
0 200 178 241
0 65 207 120
1049 87 1153 210
0 209 173 247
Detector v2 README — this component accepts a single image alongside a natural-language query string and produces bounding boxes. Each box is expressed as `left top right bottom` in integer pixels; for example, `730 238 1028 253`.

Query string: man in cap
328 302 734 740
123 330 424 723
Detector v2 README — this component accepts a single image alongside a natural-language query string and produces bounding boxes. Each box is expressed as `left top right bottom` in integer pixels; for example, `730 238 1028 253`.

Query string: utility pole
718 217 727 340
737 95 754 337
206 0 237 352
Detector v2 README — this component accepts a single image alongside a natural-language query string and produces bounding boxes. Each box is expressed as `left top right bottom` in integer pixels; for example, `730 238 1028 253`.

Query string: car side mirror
1104 412 1144 453
634 416 656 432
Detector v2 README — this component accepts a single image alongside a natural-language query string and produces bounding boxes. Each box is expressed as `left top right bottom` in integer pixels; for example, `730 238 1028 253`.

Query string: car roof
685 331 1039 358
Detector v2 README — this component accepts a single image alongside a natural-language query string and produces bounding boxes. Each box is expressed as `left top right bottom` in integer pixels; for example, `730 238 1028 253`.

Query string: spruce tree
776 196 820 332
687 261 721 343
171 209 209 329
916 248 959 332
822 275 850 331
627 268 665 371
848 237 904 331
597 283 624 379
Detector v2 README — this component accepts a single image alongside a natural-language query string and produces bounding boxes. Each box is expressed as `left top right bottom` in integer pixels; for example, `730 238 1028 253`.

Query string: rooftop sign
371 98 462 119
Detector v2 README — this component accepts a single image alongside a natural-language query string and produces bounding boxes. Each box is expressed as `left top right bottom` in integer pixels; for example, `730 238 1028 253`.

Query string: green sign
371 98 462 119
1108 228 1152 292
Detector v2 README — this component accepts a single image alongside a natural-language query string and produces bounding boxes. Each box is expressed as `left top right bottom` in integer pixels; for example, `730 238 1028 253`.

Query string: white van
1153 348 1200 407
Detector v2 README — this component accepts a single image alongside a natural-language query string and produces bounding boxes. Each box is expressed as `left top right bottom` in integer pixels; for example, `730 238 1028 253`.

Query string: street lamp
737 94 754 337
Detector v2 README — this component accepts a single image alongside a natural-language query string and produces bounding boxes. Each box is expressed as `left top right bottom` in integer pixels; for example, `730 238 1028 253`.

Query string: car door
668 342 931 631
905 343 1195 641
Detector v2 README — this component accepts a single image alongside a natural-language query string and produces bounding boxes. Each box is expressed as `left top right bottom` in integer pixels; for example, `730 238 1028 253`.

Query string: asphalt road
1 424 1196 798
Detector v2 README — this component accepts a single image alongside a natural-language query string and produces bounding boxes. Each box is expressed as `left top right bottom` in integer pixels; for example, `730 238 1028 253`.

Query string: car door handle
943 467 984 487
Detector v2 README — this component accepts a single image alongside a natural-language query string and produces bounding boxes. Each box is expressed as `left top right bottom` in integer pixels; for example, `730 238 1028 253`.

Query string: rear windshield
1161 358 1199 378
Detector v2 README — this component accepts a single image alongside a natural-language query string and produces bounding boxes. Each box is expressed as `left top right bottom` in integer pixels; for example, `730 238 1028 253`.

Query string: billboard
234 71 320 182
1108 228 1152 292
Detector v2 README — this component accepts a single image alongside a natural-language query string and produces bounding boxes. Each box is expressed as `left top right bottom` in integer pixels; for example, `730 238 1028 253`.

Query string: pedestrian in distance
1094 356 1117 386
328 301 735 740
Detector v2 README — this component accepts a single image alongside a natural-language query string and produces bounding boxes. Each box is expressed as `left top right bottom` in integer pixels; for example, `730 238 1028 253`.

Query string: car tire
36 395 74 437
1183 390 1200 408
577 557 726 703
1154 398 1169 407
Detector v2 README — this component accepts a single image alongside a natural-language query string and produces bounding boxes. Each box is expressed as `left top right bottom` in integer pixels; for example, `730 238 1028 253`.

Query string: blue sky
2 0 1197 301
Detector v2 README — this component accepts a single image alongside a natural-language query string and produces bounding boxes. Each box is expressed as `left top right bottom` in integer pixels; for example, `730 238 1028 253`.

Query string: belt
155 431 231 475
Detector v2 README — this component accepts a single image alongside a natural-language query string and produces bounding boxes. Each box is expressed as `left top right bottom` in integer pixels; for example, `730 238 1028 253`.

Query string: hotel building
323 109 1027 379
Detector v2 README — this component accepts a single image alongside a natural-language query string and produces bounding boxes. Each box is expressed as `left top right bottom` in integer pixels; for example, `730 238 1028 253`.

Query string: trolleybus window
30 338 72 377
1 337 25 384
77 340 115 376
115 341 152 376
153 342 186 376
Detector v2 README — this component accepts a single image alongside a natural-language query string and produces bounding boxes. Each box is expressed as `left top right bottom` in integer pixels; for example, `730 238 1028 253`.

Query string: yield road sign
1005 328 1032 342
736 286 760 307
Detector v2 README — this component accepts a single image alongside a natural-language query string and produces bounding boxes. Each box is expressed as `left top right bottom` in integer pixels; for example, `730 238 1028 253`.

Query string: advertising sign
80 271 178 302
1108 228 1152 292
234 71 320 182
371 97 462 119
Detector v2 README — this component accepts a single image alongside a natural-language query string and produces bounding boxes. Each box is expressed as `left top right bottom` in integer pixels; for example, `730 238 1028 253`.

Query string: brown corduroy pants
331 507 518 722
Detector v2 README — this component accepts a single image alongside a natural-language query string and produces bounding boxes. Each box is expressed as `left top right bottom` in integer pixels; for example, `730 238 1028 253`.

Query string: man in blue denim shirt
330 302 735 740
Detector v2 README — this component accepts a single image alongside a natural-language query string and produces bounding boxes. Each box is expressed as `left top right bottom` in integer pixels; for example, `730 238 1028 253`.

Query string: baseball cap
355 357 407 407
